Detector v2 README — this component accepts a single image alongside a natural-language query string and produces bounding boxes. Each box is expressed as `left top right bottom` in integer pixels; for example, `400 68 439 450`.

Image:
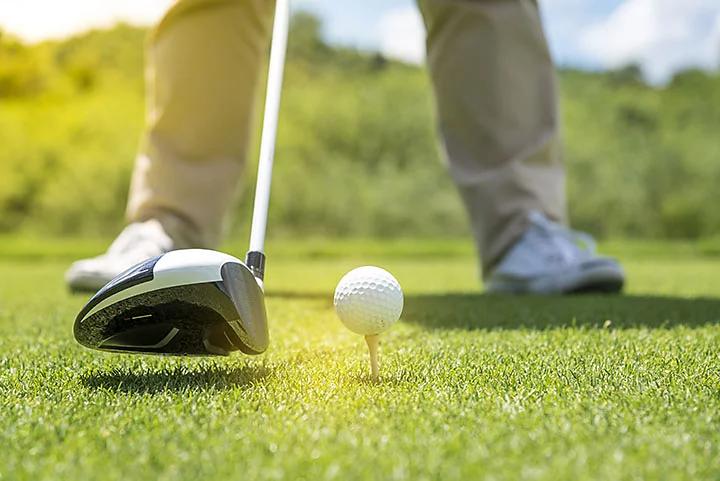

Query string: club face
73 250 269 356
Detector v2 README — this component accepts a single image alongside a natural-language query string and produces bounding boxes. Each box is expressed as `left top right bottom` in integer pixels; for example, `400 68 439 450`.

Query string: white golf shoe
485 211 625 294
65 220 175 293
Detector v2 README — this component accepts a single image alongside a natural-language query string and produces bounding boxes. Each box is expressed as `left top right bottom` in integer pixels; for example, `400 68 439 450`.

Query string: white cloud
0 0 173 42
580 0 720 84
377 7 425 65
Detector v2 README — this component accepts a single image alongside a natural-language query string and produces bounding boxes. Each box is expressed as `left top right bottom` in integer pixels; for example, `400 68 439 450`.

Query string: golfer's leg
127 0 276 249
417 0 566 275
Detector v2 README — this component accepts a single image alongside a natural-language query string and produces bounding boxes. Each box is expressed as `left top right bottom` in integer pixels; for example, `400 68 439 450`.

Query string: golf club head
73 249 269 356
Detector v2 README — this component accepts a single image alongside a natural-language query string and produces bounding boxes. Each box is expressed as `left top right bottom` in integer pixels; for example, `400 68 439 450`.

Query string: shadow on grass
402 294 720 330
266 290 720 330
80 364 270 394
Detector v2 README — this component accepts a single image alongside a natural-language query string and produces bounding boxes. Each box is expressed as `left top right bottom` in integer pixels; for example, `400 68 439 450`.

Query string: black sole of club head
74 282 266 356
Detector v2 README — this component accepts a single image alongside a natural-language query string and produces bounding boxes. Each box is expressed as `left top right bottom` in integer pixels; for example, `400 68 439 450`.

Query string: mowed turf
1 241 719 480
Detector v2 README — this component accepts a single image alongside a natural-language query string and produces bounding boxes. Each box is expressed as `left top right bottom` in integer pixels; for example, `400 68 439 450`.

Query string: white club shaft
249 0 291 254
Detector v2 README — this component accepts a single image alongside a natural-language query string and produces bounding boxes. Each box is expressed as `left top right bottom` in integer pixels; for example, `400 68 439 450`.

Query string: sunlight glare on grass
1 241 719 479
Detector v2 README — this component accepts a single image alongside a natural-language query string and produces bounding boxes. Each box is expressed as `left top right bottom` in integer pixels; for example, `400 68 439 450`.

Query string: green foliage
52 23 146 93
1 15 719 240
561 69 720 238
286 11 330 62
266 60 461 238
0 31 53 98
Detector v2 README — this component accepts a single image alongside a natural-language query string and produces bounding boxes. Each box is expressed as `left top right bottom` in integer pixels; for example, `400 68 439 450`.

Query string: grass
1 239 720 480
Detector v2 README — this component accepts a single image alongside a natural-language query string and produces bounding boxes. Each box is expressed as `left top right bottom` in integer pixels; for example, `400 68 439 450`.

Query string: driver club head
73 249 269 356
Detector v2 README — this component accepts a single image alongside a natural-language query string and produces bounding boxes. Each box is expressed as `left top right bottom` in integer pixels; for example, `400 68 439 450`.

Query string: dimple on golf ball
333 266 404 335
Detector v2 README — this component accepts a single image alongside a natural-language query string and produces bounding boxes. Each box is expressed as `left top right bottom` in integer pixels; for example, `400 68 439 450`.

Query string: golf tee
365 334 380 381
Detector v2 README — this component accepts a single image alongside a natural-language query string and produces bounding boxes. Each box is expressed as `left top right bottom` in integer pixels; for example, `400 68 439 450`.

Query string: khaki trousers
126 0 566 275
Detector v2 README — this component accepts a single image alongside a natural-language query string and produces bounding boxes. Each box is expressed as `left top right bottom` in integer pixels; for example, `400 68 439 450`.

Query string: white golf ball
333 266 404 335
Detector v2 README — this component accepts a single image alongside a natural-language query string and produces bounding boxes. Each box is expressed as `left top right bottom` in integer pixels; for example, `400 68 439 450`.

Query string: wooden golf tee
365 334 380 381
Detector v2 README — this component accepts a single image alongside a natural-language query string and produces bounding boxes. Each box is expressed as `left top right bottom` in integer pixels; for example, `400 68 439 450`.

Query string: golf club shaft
248 0 290 256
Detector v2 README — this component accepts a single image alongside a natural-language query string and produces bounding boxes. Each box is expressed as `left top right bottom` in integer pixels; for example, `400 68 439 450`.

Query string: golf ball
333 266 403 335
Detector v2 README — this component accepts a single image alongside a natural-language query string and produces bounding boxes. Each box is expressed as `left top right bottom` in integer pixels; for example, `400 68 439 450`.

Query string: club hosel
245 251 266 281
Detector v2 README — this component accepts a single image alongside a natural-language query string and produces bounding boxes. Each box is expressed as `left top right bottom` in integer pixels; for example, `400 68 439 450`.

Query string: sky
0 0 719 85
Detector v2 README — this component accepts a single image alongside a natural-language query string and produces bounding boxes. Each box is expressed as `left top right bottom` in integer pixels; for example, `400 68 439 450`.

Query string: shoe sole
486 262 625 295
566 278 624 294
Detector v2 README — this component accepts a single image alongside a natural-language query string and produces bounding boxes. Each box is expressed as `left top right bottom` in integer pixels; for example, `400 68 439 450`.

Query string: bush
2 19 720 241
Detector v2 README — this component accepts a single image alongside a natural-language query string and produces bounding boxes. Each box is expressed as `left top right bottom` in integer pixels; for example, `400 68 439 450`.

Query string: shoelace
525 211 597 265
